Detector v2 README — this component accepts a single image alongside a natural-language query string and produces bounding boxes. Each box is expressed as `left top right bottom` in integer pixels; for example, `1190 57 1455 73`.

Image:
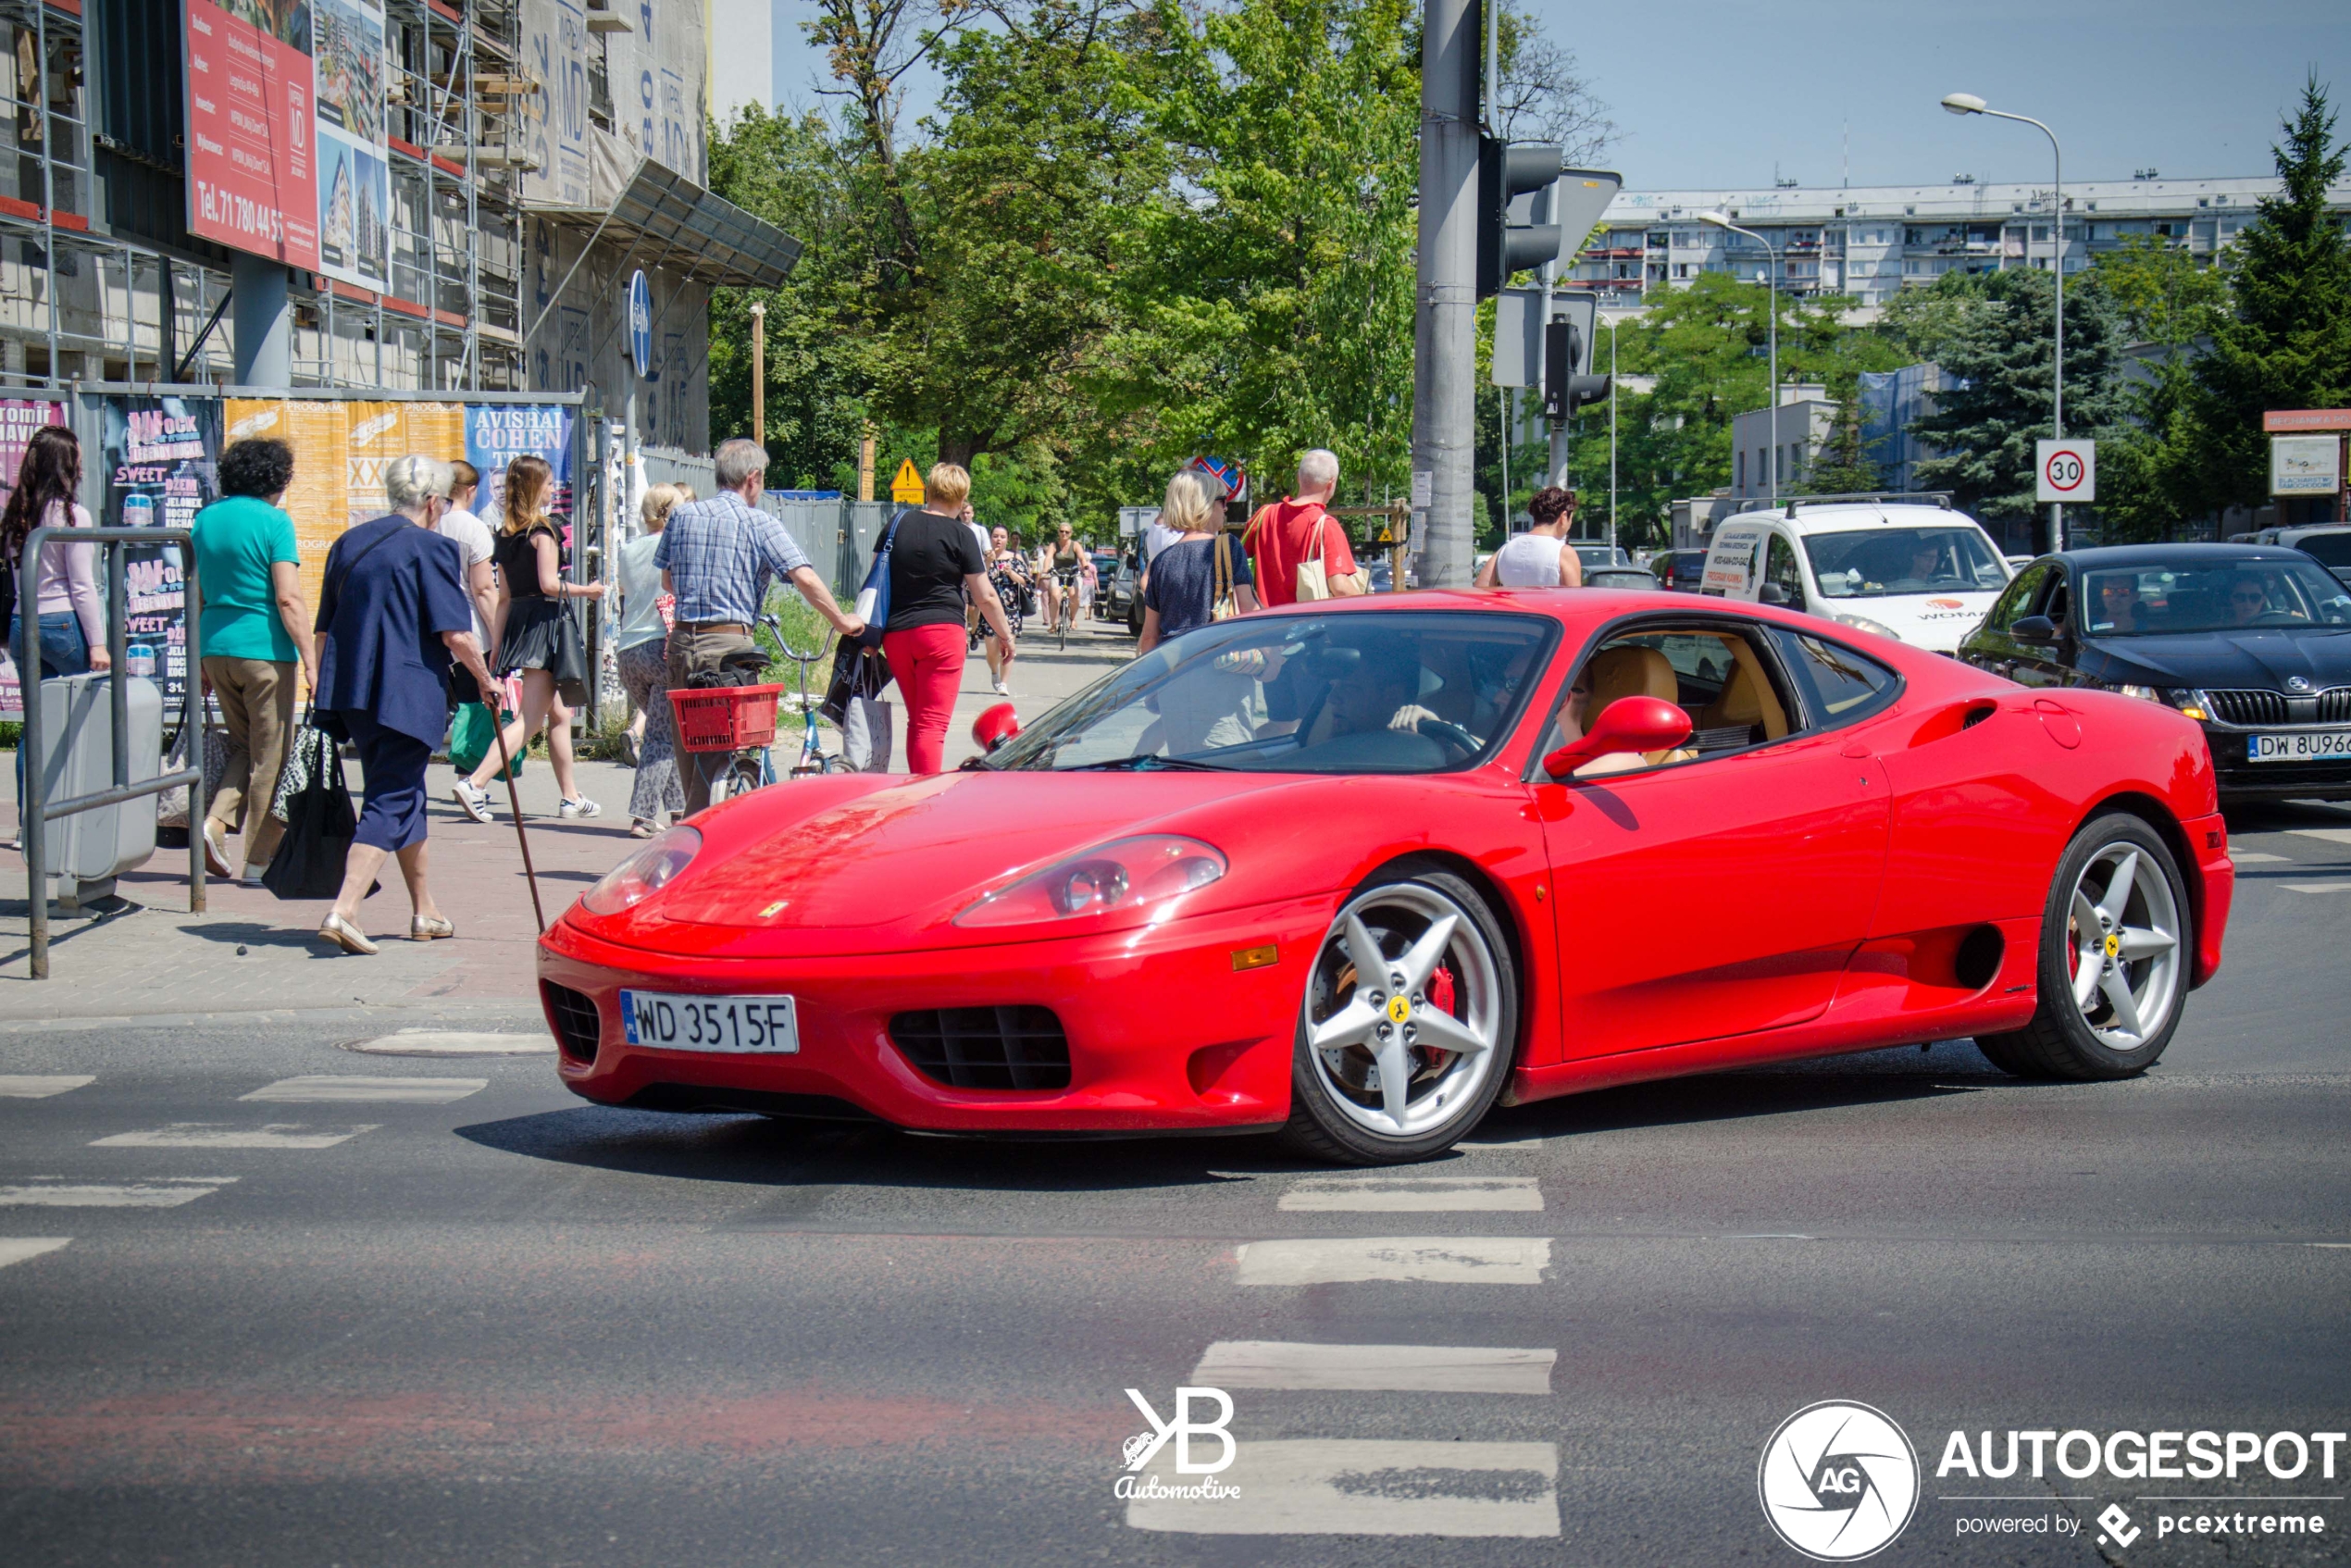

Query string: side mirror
1758 581 1790 606
972 702 1021 753
1542 696 1694 778
2011 615 2059 644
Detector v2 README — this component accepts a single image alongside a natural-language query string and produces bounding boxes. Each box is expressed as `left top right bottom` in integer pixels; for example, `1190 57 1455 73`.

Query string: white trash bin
29 671 161 909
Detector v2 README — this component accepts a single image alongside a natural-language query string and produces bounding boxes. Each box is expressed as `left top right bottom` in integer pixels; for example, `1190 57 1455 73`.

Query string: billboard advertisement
184 1 321 270
98 397 224 722
466 405 578 529
0 398 70 720
312 0 390 291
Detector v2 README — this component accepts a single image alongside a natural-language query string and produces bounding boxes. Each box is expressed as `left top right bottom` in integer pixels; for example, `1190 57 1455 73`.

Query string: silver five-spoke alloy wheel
1303 881 1503 1139
2065 840 2182 1050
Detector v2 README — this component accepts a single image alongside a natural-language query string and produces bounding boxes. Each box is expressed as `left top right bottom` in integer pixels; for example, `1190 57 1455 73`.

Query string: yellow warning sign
889 458 925 504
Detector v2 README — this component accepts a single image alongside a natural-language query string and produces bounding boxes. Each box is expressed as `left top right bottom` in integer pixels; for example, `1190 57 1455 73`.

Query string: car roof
2048 542 2321 569
1712 502 1976 537
2277 524 2351 542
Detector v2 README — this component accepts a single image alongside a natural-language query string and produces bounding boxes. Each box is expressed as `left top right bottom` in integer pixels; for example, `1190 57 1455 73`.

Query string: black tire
1281 866 1519 1165
1972 813 2192 1081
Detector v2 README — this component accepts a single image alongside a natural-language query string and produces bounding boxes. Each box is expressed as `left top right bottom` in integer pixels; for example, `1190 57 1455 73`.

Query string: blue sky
771 0 2351 189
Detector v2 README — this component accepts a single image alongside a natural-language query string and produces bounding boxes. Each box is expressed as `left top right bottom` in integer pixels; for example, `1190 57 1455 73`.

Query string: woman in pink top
1 426 107 680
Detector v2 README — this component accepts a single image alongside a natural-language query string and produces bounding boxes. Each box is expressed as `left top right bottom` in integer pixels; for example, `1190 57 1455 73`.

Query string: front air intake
541 981 602 1064
889 1006 1072 1090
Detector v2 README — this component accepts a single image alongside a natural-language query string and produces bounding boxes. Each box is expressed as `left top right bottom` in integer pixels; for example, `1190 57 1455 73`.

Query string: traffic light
1541 313 1610 423
1476 137 1564 299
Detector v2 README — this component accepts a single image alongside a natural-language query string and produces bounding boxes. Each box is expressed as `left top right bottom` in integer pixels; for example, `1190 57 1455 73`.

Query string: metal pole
20 531 46 977
1967 106 2065 553
185 541 204 913
1607 317 1618 555
750 302 766 451
1412 0 1481 586
1767 245 1778 505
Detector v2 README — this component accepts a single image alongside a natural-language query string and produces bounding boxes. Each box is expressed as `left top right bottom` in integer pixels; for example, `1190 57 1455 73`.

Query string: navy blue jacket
315 515 474 747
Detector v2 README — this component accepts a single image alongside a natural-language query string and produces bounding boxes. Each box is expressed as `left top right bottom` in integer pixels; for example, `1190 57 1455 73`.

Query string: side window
1986 562 2051 633
2038 570 2073 635
1772 629 1901 727
1764 534 1806 604
1533 622 1803 779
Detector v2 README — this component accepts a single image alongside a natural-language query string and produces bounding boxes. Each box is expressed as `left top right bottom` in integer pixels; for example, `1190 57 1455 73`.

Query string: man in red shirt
1244 449 1369 606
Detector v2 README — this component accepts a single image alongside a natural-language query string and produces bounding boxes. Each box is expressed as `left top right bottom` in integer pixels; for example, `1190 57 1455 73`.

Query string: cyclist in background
1040 523 1085 634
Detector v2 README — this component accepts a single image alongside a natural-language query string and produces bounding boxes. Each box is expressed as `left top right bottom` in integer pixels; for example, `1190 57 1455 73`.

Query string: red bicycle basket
668 684 785 753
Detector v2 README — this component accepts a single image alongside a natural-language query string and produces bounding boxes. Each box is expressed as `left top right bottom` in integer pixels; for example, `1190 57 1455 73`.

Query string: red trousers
883 622 966 774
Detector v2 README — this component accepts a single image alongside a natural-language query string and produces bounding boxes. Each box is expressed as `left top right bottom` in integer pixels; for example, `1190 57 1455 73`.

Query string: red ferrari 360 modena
537 590 2233 1164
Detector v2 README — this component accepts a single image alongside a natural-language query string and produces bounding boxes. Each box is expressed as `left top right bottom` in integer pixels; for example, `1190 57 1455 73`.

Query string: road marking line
2230 852 2288 864
1190 1340 1555 1395
1280 1176 1541 1212
1235 1237 1550 1286
0 1238 70 1270
241 1076 487 1103
341 1031 554 1056
2310 1242 2351 1250
2281 883 2351 895
1458 1136 1550 1151
1126 1438 1559 1537
89 1124 378 1150
2288 828 2351 845
0 1075 95 1098
0 1178 236 1208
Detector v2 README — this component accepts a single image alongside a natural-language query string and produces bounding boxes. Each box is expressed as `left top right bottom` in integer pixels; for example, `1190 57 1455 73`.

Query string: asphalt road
2 800 2347 1568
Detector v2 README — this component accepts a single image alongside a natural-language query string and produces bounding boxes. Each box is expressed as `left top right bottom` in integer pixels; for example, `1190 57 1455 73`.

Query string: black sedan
1959 543 2351 802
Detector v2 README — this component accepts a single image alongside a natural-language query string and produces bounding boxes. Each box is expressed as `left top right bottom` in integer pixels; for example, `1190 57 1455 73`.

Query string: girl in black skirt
451 454 607 823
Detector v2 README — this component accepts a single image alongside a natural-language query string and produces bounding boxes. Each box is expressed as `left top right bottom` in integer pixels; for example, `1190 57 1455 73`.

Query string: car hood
1828 590 2005 653
609 769 1345 957
2084 629 2351 691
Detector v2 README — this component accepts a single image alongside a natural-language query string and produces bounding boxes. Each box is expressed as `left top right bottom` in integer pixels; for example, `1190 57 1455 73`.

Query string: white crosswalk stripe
90 1124 378 1150
342 1030 553 1056
1126 1438 1560 1537
2288 828 2351 846
0 1238 71 1269
1236 1237 1550 1286
1191 1340 1555 1395
1280 1176 1541 1212
0 1076 95 1098
2231 852 2289 864
242 1076 487 1103
2282 883 2351 895
0 1177 236 1208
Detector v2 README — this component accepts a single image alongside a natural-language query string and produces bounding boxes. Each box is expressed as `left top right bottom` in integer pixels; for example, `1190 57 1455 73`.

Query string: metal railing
17 524 205 978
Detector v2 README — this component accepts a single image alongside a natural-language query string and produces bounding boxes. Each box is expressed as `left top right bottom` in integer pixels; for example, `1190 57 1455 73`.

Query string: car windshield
986 611 1558 775
1804 527 2009 599
2081 560 2351 636
2294 532 2351 568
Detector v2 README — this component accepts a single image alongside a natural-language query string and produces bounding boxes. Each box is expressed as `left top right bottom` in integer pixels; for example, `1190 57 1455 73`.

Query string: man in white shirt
435 459 500 658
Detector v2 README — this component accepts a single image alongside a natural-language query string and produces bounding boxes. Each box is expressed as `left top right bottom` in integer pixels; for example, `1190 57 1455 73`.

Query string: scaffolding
0 0 528 395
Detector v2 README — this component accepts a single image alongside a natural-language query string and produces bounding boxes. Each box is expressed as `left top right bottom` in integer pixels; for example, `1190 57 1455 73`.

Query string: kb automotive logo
1115 1387 1241 1501
1759 1400 1921 1561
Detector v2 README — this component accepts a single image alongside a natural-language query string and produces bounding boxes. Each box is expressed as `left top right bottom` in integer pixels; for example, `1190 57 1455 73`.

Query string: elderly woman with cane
311 455 497 954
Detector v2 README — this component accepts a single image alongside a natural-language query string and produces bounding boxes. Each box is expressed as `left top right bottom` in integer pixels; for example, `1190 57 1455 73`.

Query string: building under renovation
0 0 794 453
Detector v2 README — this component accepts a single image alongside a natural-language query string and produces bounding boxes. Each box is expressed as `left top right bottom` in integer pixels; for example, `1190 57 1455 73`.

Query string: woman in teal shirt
191 438 317 884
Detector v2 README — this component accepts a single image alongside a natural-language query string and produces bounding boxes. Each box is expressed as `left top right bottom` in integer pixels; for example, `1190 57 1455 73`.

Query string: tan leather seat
1698 654 1790 740
1583 646 1689 768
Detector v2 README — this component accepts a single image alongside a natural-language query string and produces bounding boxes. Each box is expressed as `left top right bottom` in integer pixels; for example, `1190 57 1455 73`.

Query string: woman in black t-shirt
876 463 1016 772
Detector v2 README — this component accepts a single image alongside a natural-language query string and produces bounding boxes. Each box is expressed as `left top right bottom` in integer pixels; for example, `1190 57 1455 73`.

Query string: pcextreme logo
1114 1387 1241 1501
1758 1400 1922 1562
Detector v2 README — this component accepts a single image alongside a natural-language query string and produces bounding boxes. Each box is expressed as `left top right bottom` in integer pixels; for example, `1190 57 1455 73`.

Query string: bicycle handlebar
759 613 834 665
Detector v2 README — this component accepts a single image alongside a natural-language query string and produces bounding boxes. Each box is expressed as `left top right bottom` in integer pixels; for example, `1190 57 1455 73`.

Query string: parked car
1698 495 2014 653
1582 566 1660 591
1098 550 1142 634
1574 543 1635 572
542 589 2232 1164
2263 524 2351 588
1958 542 2351 803
1653 549 1711 592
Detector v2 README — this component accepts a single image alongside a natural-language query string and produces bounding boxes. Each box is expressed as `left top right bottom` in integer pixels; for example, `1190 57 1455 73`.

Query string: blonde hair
924 462 972 510
641 483 686 532
499 454 554 535
1161 469 1216 535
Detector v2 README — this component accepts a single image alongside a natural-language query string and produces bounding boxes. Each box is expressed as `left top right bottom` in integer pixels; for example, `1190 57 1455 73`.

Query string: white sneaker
558 796 603 820
241 861 269 887
992 678 1009 695
452 780 493 823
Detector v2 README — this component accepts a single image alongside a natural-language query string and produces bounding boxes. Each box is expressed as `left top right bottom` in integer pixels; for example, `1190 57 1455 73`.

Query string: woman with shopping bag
306 454 497 954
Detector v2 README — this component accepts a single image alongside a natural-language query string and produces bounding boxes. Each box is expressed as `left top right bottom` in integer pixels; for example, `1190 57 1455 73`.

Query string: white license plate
619 990 800 1054
2247 731 2351 763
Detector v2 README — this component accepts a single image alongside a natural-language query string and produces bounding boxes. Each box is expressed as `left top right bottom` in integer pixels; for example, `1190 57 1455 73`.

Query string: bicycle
672 616 852 806
763 613 856 782
1051 565 1080 652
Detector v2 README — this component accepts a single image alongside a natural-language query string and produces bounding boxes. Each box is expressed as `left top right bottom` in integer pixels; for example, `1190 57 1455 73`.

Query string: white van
1698 496 2013 653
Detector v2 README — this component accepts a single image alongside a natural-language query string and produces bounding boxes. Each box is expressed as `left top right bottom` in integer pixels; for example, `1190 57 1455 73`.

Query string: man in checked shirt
657 438 865 813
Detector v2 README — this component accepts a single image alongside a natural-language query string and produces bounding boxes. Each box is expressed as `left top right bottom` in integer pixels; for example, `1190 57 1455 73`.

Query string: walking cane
481 690 544 934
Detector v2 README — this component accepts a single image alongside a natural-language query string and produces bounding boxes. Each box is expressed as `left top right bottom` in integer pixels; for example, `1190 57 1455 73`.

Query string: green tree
1908 268 2131 537
2165 76 2351 516
1796 379 1883 497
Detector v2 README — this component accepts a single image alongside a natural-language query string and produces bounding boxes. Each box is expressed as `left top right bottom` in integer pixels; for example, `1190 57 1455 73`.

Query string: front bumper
535 894 1337 1133
2202 724 2351 801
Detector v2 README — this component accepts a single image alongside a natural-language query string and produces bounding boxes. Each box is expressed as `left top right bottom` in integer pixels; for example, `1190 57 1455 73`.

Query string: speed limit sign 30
2036 439 2096 503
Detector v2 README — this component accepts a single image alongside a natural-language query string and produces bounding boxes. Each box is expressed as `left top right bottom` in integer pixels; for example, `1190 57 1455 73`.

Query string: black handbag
818 639 893 725
262 723 375 901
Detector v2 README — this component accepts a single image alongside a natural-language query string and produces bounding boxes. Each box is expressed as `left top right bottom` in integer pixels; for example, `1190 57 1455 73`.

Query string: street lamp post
1606 313 1618 555
1699 211 1778 505
1943 91 2065 554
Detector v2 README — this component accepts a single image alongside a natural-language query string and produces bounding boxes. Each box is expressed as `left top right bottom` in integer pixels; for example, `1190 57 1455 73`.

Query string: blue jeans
9 611 91 679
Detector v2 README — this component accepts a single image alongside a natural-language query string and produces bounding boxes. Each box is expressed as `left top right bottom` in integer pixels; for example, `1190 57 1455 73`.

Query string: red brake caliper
1430 964 1457 1016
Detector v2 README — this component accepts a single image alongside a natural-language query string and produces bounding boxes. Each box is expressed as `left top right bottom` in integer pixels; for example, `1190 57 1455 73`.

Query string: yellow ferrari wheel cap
1387 994 1412 1025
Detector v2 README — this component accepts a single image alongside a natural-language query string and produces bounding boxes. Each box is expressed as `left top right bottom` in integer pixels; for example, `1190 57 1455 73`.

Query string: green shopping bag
450 702 524 780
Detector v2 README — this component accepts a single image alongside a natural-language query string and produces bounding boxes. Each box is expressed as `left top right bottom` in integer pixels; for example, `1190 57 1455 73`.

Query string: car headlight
1832 613 1902 641
955 835 1226 929
579 826 702 915
2167 688 2210 721
2108 683 2164 703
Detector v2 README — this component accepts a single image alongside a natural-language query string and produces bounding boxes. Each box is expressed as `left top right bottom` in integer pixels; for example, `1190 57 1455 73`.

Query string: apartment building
1566 173 2351 309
